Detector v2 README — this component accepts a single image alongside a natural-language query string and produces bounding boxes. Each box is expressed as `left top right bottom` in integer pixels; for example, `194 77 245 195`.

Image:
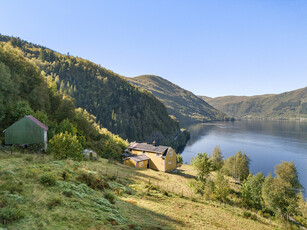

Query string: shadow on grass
168 169 196 180
118 198 185 229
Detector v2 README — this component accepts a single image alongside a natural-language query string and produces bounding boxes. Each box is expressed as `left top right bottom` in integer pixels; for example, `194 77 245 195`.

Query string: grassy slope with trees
200 87 307 119
189 147 306 229
0 35 189 150
2 151 304 230
127 75 231 125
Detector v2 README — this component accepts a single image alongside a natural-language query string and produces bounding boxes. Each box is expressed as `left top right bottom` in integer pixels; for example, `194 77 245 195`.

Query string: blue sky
1 0 307 97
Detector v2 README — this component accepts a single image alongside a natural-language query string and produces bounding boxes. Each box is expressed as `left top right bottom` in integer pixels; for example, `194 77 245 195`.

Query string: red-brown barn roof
25 115 48 131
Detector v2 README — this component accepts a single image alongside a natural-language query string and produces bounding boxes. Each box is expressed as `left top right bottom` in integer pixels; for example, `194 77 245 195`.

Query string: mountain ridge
199 86 307 119
127 75 231 125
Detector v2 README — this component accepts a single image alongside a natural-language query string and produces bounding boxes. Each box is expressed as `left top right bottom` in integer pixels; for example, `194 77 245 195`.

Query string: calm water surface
181 120 307 197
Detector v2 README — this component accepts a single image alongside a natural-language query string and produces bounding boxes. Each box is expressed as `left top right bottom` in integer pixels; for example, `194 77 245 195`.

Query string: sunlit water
181 120 307 197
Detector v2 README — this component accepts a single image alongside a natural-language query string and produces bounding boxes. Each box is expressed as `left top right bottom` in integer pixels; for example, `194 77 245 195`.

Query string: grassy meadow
0 151 292 229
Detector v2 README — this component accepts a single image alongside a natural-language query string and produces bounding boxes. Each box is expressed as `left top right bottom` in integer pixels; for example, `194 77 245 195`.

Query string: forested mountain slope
127 75 231 125
0 35 189 149
200 87 307 119
0 41 128 159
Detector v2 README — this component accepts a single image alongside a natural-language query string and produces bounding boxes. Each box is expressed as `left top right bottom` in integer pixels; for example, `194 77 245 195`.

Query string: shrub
48 132 83 161
162 189 169 196
62 190 73 198
108 181 135 195
57 181 94 198
105 174 118 181
176 154 183 164
104 190 116 204
203 179 215 200
0 206 24 224
213 172 230 202
61 170 72 181
40 173 56 186
107 212 126 225
0 198 24 225
0 181 23 194
77 172 109 190
188 179 205 196
24 155 33 162
262 212 271 219
7 194 24 204
145 182 158 191
243 211 257 220
27 143 45 153
47 197 62 209
243 211 251 219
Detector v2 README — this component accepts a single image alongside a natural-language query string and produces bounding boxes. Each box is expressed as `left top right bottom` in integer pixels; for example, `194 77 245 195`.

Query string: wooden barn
3 115 48 149
122 142 177 172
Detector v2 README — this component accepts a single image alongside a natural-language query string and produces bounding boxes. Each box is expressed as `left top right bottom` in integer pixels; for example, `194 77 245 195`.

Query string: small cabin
3 115 48 149
122 142 177 172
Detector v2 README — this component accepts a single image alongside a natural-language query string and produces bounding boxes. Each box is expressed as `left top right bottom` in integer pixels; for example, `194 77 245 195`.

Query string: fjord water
181 120 307 197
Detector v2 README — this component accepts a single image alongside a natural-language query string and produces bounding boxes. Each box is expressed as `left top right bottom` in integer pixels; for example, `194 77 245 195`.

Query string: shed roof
128 154 150 162
25 115 48 131
126 143 169 154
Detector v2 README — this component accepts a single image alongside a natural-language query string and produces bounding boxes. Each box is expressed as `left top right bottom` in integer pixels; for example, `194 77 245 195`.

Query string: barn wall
5 118 44 145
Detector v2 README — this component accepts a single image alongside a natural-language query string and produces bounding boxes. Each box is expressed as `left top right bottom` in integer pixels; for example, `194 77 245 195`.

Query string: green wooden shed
4 115 48 149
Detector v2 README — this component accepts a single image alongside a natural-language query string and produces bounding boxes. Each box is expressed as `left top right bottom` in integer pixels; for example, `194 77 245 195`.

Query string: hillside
0 35 189 149
0 152 285 230
127 75 231 125
200 87 307 119
0 41 128 159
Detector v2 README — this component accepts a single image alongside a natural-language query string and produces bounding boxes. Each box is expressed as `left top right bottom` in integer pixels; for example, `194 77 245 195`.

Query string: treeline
0 35 189 150
189 147 306 227
0 42 128 159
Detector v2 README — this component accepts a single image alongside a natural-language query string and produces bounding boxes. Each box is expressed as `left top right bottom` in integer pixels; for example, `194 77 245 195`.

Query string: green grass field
0 152 291 229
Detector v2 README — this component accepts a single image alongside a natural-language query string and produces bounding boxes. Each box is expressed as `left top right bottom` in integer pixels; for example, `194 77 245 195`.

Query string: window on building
169 150 173 157
139 161 143 167
168 161 172 165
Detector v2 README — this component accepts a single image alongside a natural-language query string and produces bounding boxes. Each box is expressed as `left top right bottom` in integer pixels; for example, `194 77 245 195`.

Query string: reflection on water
182 120 307 197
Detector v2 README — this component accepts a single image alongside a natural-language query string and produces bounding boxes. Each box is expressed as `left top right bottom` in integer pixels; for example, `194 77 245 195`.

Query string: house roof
126 143 169 154
25 115 48 131
128 154 150 162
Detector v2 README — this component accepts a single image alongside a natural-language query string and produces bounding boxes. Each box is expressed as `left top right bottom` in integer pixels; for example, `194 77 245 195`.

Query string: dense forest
0 35 189 150
128 75 231 125
201 87 307 119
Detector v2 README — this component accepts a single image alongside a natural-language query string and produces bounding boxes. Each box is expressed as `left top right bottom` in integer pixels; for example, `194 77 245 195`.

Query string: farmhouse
122 142 177 172
3 115 48 149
